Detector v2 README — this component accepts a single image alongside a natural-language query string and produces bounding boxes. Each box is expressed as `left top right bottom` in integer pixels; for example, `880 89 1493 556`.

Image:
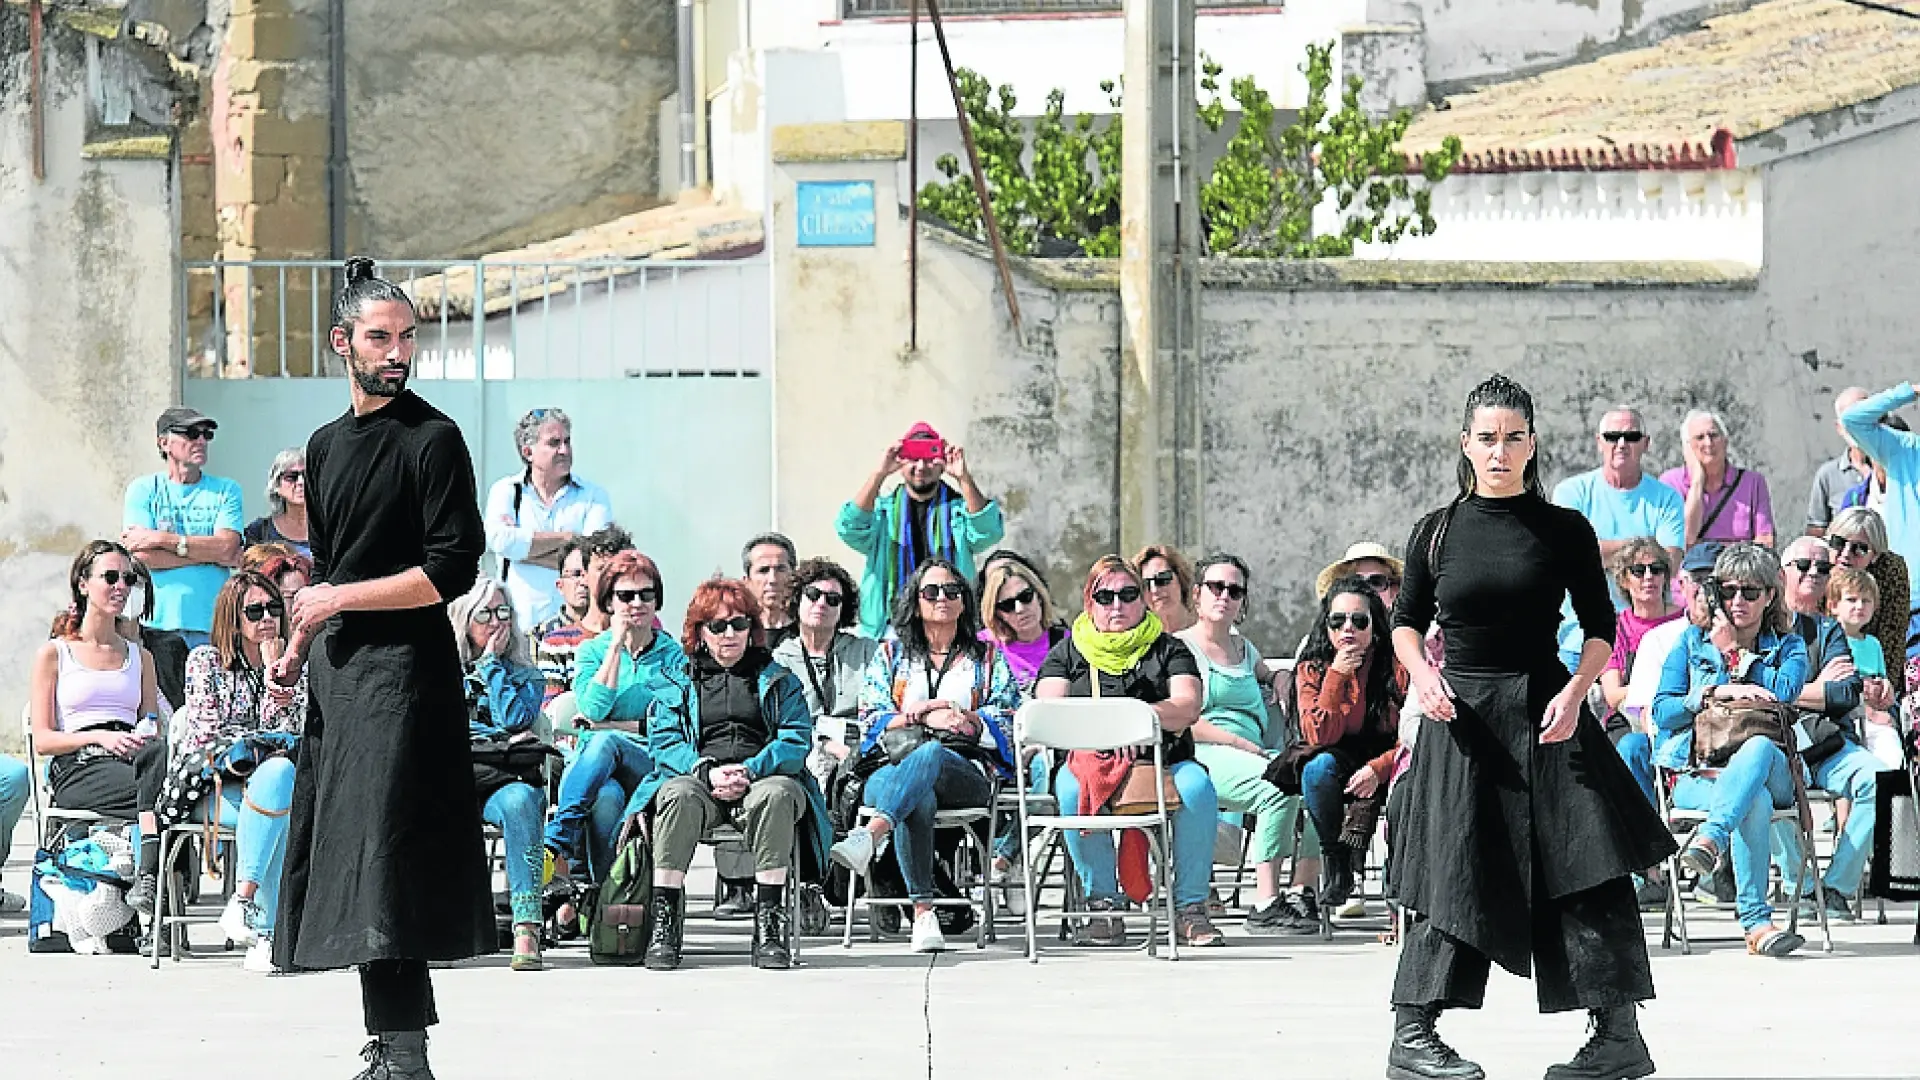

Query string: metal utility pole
1118 0 1202 554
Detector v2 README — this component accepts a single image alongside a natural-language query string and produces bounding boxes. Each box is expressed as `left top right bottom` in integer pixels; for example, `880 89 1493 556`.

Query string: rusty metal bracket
30 0 46 182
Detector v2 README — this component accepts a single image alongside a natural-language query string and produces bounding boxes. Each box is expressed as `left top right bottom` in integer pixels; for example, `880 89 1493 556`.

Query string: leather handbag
1691 698 1794 767
1109 758 1183 815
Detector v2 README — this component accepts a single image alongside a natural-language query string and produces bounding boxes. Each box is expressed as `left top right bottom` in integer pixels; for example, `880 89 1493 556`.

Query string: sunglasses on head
1599 430 1646 444
242 600 286 622
1787 558 1832 576
994 586 1037 613
613 587 658 606
802 585 844 607
1625 562 1669 579
97 569 142 586
1326 611 1372 631
470 604 514 625
1200 579 1246 600
704 615 754 635
918 582 967 602
1715 582 1768 603
170 425 215 442
1356 573 1397 593
1827 536 1874 559
1142 570 1178 589
1091 585 1143 606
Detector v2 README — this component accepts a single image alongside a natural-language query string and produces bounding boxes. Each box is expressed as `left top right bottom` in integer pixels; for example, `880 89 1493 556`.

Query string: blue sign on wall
796 181 876 247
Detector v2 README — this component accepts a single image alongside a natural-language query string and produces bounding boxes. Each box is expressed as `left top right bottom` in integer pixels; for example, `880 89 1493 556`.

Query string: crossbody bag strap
1697 467 1743 538
502 481 525 579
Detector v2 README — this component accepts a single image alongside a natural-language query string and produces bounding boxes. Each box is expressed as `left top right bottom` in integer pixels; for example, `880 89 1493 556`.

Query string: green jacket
835 483 1005 637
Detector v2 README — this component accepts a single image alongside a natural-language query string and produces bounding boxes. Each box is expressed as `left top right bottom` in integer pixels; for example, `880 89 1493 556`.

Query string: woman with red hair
627 577 830 971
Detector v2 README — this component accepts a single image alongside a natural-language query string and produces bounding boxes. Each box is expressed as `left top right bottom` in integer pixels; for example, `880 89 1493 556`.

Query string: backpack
587 817 654 966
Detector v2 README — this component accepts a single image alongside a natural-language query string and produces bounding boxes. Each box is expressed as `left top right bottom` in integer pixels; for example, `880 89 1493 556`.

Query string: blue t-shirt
1845 632 1888 679
124 473 245 634
1552 469 1685 665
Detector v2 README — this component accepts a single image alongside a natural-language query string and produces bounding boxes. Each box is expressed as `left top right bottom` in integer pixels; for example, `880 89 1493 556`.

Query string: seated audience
1134 544 1197 634
631 578 828 971
1653 544 1809 957
1036 555 1222 948
771 557 878 786
979 554 1068 691
1660 411 1775 549
1599 538 1683 812
534 525 632 713
0 754 24 913
542 551 683 885
832 560 1020 953
254 550 311 607
1826 507 1910 697
241 449 311 556
1176 554 1320 935
743 533 800 650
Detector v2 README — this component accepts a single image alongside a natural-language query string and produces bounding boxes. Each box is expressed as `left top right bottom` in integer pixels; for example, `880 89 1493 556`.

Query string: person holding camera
1651 542 1811 957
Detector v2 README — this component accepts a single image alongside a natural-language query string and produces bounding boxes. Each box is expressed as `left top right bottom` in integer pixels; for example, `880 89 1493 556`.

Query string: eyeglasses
280 470 304 484
994 586 1036 613
97 569 142 586
169 425 216 442
1200 579 1246 600
1625 563 1669 579
1326 611 1372 631
1356 573 1398 593
470 604 515 625
1143 571 1178 589
242 601 286 623
1599 430 1646 444
1715 582 1768 603
918 582 967 602
1091 585 1143 607
1786 558 1833 576
704 615 754 635
1827 536 1875 559
802 585 845 608
612 587 658 606
1686 569 1714 585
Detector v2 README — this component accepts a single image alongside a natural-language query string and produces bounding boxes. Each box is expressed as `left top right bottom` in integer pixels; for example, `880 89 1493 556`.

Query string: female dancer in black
1387 375 1674 1080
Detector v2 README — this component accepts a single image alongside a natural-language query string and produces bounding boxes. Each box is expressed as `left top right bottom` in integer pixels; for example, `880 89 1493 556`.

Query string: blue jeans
484 782 549 925
1300 749 1357 853
1614 731 1659 808
1053 757 1218 909
1671 737 1794 931
544 729 653 881
193 756 295 934
1770 742 1881 898
864 742 994 901
0 756 30 890
994 753 1050 862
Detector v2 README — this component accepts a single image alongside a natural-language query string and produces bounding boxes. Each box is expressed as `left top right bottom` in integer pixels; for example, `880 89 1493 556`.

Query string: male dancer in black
274 257 492 1079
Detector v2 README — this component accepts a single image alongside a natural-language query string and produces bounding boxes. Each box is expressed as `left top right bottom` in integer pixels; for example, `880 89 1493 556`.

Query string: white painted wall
1385 0 1754 90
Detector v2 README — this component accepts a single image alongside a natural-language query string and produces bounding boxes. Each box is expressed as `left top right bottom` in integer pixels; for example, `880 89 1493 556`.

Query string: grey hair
1681 409 1731 449
514 408 571 460
1781 534 1827 563
740 532 796 574
1829 507 1890 554
1713 542 1792 634
264 448 305 515
448 578 534 669
1597 404 1646 432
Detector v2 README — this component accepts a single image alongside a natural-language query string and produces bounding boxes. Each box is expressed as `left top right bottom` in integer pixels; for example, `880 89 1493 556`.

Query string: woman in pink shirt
1660 410 1775 548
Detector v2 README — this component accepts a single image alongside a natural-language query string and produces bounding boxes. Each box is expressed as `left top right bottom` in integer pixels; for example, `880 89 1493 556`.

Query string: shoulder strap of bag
1697 467 1743 538
502 481 525 579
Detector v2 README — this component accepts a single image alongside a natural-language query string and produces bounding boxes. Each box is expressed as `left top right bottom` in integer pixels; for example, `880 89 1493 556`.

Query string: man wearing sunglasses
121 407 244 650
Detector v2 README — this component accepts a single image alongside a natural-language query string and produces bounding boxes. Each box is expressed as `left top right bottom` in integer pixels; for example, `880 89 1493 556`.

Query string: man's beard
905 477 942 499
349 346 409 397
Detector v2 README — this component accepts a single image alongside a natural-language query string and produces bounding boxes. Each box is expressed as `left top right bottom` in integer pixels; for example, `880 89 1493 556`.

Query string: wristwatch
175 535 189 558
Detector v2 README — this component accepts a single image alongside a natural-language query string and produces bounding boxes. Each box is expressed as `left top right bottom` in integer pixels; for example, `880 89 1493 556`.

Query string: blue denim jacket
1650 623 1809 770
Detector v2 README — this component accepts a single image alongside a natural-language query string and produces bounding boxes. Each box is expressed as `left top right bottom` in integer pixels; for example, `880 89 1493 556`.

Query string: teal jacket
631 654 832 877
835 483 1005 637
572 628 687 725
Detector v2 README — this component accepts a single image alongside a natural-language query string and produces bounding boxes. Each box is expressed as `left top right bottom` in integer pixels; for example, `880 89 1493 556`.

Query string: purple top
985 628 1053 687
1658 465 1775 543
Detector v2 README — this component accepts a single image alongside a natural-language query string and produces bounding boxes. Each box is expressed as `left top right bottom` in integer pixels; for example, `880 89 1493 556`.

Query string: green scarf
1071 610 1164 677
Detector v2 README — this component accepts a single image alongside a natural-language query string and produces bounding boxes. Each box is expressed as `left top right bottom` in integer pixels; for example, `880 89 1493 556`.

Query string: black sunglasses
280 469 304 483
242 600 286 622
1625 563 1669 579
1787 558 1832 576
801 585 844 607
1827 536 1875 559
1599 430 1646 444
704 615 754 635
1200 579 1246 600
97 569 142 586
613 587 658 606
1142 570 1178 589
1326 611 1372 631
1715 581 1768 603
994 586 1037 613
1356 573 1397 593
169 425 216 442
918 582 967 602
1091 585 1143 606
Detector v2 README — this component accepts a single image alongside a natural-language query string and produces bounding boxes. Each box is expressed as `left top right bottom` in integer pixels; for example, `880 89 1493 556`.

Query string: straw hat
1315 542 1404 599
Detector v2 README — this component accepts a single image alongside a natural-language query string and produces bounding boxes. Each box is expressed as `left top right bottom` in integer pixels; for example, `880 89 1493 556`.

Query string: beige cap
1314 541 1404 599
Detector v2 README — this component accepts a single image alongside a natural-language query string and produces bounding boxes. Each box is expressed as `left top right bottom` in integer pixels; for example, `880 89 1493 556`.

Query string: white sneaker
218 895 261 946
243 936 278 974
910 910 947 953
1336 898 1367 919
830 828 877 877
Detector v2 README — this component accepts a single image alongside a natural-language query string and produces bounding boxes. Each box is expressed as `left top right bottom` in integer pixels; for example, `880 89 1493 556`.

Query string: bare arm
1192 718 1263 754
1599 668 1628 711
1034 676 1070 700
124 528 242 570
854 443 905 513
1154 673 1202 733
278 568 446 682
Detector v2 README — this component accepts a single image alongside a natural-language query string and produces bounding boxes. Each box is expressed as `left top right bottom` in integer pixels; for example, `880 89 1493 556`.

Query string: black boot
1543 1005 1655 1080
351 1032 434 1080
1322 843 1356 909
753 891 793 970
1388 1005 1485 1080
644 888 684 971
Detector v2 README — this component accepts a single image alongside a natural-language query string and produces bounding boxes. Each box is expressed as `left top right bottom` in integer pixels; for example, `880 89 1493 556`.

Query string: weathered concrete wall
0 14 181 744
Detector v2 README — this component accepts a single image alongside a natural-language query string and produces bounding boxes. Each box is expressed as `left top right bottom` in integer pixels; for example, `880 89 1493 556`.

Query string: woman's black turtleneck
695 646 774 765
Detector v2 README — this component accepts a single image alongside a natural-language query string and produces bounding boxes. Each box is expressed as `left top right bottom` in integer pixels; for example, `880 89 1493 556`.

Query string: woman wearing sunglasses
1133 544 1198 634
1825 507 1909 700
449 579 549 971
242 448 311 557
831 560 1019 953
1035 555 1221 948
543 551 684 888
772 557 879 785
1652 543 1810 958
630 578 828 971
979 556 1067 691
155 570 306 972
1177 553 1322 934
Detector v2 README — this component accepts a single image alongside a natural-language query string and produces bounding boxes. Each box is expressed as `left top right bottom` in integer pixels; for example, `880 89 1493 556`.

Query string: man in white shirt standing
484 408 613 631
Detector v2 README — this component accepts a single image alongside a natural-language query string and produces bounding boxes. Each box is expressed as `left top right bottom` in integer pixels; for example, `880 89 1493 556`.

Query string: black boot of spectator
753 886 792 970
1322 844 1356 909
1543 1005 1654 1080
644 887 684 971
1388 1005 1484 1080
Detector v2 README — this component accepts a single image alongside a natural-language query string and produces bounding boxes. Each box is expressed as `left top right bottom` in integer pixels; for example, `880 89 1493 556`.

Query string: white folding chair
839 796 998 950
1014 698 1178 962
